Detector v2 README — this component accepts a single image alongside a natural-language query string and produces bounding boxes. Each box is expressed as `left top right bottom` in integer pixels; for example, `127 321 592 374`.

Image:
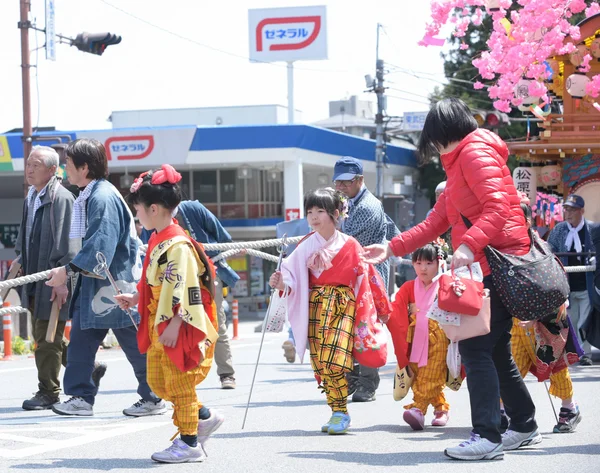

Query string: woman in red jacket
363 98 540 461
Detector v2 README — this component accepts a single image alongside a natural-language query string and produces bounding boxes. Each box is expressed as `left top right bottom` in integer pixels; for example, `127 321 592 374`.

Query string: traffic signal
472 110 510 129
74 32 122 56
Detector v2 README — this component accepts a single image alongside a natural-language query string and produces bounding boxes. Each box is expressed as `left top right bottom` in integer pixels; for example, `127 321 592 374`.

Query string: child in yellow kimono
116 165 222 463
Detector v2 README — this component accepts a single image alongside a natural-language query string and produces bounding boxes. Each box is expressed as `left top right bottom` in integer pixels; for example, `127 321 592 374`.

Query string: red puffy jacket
390 128 530 275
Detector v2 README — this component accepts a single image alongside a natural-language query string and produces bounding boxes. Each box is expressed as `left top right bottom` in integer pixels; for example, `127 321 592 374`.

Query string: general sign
248 6 328 62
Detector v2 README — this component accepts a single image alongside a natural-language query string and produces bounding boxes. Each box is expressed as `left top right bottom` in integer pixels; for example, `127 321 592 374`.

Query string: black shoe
22 392 59 411
500 409 510 433
579 356 593 366
92 362 107 388
352 386 376 402
346 365 360 396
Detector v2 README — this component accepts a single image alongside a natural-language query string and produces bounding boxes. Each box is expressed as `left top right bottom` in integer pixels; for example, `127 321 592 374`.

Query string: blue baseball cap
333 156 363 181
564 194 585 209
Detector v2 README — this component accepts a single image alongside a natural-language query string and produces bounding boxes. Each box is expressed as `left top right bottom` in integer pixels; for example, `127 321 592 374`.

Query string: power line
386 94 430 106
97 0 366 75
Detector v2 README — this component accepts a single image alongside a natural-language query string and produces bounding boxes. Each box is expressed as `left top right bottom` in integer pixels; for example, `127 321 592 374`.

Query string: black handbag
462 215 569 321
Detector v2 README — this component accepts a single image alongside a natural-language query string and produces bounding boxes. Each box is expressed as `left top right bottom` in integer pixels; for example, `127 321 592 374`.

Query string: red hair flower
151 164 182 185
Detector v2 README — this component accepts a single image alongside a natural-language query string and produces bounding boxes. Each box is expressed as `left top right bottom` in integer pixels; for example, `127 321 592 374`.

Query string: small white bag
264 289 287 333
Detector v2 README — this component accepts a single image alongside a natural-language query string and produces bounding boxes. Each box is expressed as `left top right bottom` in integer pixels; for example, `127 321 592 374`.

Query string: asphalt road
0 321 599 473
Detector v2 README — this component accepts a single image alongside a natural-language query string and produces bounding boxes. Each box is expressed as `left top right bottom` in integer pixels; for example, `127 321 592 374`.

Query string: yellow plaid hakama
404 315 450 414
308 285 355 413
511 321 573 400
146 286 215 436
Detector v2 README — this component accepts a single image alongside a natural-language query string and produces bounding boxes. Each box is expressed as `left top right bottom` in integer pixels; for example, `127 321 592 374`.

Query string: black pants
459 276 537 444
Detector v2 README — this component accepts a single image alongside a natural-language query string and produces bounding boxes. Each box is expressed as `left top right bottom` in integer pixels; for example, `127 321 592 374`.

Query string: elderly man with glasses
333 156 400 402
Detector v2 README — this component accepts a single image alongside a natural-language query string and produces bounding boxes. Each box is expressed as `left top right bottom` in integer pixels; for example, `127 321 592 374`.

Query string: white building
0 105 417 315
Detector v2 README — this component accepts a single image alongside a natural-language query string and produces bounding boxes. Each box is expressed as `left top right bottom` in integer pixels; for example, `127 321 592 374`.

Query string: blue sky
0 0 448 132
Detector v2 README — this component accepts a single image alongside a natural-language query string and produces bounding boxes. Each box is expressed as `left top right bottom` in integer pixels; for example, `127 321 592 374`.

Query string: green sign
0 224 19 249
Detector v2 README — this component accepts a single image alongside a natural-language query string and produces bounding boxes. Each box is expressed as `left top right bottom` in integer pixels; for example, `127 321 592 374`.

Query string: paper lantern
569 44 589 67
512 167 537 205
485 0 502 12
541 165 561 187
591 36 600 59
514 79 540 111
566 72 590 99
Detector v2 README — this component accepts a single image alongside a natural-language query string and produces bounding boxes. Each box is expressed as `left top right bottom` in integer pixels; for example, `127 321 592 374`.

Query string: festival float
422 1 600 228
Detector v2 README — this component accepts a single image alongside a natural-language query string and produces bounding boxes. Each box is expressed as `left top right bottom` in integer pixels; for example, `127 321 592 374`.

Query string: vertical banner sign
512 167 537 205
45 0 56 61
248 6 328 62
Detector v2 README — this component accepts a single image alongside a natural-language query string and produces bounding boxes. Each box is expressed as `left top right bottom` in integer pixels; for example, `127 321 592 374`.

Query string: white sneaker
444 433 504 461
123 398 168 417
151 438 205 463
51 396 93 416
197 409 225 447
501 428 542 450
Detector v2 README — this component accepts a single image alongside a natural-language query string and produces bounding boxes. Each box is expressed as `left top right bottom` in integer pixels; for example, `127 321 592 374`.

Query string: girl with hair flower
386 242 452 431
269 187 391 435
115 164 223 463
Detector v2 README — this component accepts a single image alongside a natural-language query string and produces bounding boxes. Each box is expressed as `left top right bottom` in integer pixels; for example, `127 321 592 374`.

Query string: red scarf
137 223 217 372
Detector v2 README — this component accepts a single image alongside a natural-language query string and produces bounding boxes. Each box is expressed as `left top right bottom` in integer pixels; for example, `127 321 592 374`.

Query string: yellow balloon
500 18 512 36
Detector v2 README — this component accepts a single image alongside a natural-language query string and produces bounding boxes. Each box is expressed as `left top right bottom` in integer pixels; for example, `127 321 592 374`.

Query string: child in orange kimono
386 242 450 430
270 188 391 435
116 165 223 463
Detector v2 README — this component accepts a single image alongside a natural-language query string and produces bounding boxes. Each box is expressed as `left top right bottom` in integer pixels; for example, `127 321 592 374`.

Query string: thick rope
0 270 52 291
0 306 25 316
213 248 279 264
140 235 303 255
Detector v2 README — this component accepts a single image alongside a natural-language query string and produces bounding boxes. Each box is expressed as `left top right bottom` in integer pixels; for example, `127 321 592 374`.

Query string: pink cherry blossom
422 0 600 111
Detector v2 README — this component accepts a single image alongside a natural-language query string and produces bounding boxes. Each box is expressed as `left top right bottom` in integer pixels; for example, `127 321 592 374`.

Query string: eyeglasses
563 207 582 213
333 176 360 187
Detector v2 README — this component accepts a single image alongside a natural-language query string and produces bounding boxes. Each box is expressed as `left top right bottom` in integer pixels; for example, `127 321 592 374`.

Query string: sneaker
197 409 225 447
500 409 510 433
282 340 296 363
501 428 542 450
22 391 60 411
327 412 351 435
51 396 93 416
22 392 59 411
123 399 167 417
553 406 582 433
444 433 504 461
579 356 593 366
352 386 376 402
220 376 236 390
431 410 449 427
91 362 107 388
151 438 205 463
403 407 425 431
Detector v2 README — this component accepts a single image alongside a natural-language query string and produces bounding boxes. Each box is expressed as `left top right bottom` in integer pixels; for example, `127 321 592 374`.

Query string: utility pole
374 23 386 199
18 0 32 196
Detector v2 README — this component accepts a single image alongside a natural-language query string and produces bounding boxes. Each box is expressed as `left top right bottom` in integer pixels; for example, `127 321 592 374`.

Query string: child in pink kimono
269 188 390 435
386 242 451 430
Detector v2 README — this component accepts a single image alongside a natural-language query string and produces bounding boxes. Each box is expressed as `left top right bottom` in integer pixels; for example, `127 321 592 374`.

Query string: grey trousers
569 290 592 356
214 279 235 378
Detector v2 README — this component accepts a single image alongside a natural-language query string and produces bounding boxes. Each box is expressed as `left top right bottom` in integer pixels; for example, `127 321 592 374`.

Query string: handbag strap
461 214 473 229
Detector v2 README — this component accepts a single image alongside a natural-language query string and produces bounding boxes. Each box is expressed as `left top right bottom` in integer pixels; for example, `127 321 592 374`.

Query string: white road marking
0 420 169 459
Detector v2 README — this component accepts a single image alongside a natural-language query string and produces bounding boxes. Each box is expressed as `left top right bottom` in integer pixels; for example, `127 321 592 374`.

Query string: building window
220 170 244 202
191 168 283 220
193 170 217 203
